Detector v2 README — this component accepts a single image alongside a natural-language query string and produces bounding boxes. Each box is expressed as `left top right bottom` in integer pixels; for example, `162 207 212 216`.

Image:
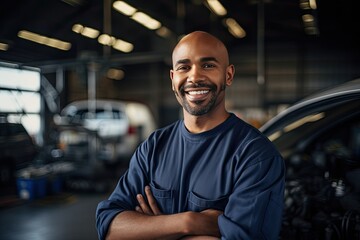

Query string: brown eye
203 63 215 69
177 65 190 71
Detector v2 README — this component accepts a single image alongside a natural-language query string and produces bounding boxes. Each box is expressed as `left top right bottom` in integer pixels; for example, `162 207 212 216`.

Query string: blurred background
0 0 360 240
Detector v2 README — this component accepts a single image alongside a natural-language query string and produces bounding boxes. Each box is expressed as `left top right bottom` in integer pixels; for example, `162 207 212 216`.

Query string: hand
135 185 162 216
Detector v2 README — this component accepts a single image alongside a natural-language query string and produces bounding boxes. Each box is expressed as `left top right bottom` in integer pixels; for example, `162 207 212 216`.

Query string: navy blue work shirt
96 113 285 239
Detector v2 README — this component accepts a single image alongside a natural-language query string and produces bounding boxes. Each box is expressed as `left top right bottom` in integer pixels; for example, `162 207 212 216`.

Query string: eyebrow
174 57 219 66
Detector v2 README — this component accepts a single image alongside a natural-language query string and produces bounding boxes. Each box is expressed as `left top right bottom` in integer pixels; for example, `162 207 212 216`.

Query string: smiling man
96 31 285 240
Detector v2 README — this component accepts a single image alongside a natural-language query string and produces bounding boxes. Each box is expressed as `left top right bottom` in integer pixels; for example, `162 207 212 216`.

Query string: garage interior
0 0 360 239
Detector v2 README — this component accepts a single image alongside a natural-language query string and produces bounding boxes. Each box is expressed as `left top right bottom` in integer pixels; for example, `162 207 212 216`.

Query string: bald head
172 31 230 68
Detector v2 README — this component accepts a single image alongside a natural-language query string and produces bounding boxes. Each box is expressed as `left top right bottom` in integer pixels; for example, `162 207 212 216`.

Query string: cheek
171 75 184 90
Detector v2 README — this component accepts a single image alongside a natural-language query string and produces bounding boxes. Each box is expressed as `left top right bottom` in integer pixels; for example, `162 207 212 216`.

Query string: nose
187 66 203 83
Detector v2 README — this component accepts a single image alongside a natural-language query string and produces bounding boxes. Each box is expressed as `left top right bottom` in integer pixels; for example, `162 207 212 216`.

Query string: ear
226 64 235 86
170 69 175 91
170 69 174 80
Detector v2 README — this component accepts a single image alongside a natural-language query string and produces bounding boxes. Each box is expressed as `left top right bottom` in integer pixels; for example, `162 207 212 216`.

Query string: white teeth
188 90 209 95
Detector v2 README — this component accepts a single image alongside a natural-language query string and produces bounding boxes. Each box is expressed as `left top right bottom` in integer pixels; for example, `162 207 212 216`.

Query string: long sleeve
95 141 150 240
219 152 285 239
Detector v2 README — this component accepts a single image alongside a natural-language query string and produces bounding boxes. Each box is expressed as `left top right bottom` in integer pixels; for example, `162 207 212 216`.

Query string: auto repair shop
0 1 360 239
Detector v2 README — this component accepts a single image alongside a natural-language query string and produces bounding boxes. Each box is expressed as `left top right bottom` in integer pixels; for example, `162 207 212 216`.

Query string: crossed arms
105 186 222 240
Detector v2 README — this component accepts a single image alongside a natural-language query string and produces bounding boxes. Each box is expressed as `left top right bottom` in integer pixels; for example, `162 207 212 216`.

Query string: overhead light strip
206 0 227 16
0 42 9 51
204 1 246 39
113 0 173 39
131 12 161 30
17 30 71 51
72 24 100 39
112 1 137 16
224 18 246 38
72 24 134 53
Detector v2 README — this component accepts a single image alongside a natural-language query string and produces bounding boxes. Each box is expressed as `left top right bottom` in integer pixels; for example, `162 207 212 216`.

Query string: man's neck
183 110 230 133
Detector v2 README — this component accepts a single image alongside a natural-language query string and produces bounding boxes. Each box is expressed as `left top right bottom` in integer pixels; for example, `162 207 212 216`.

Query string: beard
174 82 226 116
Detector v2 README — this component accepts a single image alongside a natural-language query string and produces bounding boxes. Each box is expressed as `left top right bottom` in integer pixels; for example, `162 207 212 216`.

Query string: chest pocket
149 184 174 214
187 191 229 212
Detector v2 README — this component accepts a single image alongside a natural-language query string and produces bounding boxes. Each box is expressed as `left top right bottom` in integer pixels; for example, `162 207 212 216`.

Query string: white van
53 99 156 165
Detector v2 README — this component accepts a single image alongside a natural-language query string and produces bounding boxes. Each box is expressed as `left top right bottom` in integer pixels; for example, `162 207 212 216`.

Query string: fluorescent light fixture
113 39 133 53
131 12 161 30
72 24 99 38
206 0 227 16
0 42 9 51
113 1 172 36
224 18 246 38
107 68 125 80
18 30 71 50
98 33 134 53
82 27 99 39
309 0 317 9
72 24 83 33
113 1 137 16
302 14 314 23
300 0 317 10
156 26 172 38
98 34 116 46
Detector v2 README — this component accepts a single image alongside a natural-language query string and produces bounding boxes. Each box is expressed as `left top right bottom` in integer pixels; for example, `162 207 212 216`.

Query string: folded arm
105 186 221 240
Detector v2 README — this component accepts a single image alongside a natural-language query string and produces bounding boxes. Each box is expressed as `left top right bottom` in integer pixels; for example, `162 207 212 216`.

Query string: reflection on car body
260 79 360 239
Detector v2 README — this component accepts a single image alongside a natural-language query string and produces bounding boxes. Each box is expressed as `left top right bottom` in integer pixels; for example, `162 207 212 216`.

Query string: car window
269 98 360 157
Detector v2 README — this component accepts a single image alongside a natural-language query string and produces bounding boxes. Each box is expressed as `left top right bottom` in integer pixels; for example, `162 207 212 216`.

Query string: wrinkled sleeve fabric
95 141 150 240
219 139 285 239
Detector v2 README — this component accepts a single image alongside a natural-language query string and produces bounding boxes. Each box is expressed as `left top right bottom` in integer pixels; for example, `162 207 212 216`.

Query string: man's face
170 38 232 116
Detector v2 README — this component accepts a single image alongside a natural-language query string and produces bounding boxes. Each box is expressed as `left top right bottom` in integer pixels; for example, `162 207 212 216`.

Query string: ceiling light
206 0 227 16
0 42 9 51
72 24 84 33
18 30 71 51
156 27 172 38
224 18 246 38
309 0 317 9
302 14 314 23
98 34 116 46
107 68 125 80
113 1 137 16
300 0 317 10
72 24 100 39
113 39 133 53
131 12 161 30
97 34 134 53
82 27 100 39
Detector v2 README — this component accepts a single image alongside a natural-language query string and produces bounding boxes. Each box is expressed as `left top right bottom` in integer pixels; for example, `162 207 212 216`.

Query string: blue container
48 175 63 194
16 177 47 200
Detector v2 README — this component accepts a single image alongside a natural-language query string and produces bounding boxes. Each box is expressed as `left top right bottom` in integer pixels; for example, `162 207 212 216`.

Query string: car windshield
268 98 360 158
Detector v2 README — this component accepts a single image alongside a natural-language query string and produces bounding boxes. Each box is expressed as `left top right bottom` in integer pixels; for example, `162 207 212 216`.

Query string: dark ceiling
0 0 358 65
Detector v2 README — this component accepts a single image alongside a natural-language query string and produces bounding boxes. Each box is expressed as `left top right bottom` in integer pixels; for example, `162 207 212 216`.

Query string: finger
201 209 223 217
135 206 144 214
136 194 153 215
145 186 162 215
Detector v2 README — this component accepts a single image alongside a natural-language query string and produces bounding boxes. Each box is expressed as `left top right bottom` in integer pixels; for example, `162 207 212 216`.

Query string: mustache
180 82 216 94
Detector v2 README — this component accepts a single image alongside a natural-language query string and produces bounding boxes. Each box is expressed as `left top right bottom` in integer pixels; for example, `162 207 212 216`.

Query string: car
260 78 360 239
0 120 38 195
53 99 156 166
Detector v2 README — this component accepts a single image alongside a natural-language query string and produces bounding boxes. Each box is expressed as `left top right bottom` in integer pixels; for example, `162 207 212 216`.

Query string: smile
187 90 209 95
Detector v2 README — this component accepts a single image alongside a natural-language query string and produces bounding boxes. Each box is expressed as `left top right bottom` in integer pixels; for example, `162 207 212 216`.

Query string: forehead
172 33 228 65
